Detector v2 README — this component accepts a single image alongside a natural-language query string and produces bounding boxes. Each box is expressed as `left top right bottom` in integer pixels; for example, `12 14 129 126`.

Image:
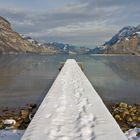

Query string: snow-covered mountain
43 42 90 54
44 42 71 53
21 36 91 54
104 25 140 46
102 24 140 55
21 35 44 47
85 46 105 54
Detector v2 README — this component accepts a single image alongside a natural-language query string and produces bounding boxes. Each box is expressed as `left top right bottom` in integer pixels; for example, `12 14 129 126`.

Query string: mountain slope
103 25 140 55
0 16 57 54
44 42 90 54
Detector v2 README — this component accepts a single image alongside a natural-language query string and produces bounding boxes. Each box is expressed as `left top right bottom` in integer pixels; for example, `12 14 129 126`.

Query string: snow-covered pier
21 59 127 140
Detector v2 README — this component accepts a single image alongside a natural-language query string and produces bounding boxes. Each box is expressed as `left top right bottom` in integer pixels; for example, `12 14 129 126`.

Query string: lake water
0 54 140 107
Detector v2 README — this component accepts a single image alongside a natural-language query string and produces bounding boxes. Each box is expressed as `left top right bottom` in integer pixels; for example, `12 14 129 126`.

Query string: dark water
0 54 140 107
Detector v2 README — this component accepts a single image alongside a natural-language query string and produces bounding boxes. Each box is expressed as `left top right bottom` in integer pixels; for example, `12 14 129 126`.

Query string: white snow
117 39 121 43
136 32 140 34
0 130 25 140
125 128 140 140
125 38 129 41
3 119 16 125
28 39 34 43
21 59 127 140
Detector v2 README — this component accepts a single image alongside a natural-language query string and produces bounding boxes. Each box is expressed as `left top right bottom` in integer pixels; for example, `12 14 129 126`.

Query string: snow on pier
21 59 127 140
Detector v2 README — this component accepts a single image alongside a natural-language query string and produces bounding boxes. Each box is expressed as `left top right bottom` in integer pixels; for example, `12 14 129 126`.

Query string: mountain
85 46 105 54
44 42 90 54
21 35 43 47
21 36 91 55
103 25 140 55
0 16 57 54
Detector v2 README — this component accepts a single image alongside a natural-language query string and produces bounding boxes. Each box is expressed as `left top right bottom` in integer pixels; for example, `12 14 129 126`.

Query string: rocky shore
0 104 37 130
0 102 139 139
109 102 140 134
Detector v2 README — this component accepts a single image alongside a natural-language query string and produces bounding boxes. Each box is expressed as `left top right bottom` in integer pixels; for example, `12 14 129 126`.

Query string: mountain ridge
102 24 140 55
1 16 140 55
0 16 57 54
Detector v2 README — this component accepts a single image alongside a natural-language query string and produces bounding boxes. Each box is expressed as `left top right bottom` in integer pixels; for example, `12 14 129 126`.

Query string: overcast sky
0 0 140 47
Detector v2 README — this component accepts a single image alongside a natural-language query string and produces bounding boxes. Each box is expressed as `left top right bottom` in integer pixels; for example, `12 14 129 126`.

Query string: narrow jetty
21 59 127 140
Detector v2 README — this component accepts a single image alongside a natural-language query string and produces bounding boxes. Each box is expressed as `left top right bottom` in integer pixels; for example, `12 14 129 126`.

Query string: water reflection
0 54 139 107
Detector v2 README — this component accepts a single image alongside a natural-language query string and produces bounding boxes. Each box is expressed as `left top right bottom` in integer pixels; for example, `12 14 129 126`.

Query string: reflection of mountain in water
0 55 140 107
99 56 140 81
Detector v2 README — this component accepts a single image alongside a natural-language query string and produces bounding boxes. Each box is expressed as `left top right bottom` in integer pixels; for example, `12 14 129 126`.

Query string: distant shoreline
0 53 140 56
90 54 140 56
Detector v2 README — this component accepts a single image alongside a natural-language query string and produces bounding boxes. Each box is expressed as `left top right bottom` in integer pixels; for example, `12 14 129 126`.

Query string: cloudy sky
0 0 140 47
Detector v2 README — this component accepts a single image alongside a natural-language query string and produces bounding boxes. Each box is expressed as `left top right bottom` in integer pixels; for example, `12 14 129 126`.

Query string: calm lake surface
0 54 140 107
